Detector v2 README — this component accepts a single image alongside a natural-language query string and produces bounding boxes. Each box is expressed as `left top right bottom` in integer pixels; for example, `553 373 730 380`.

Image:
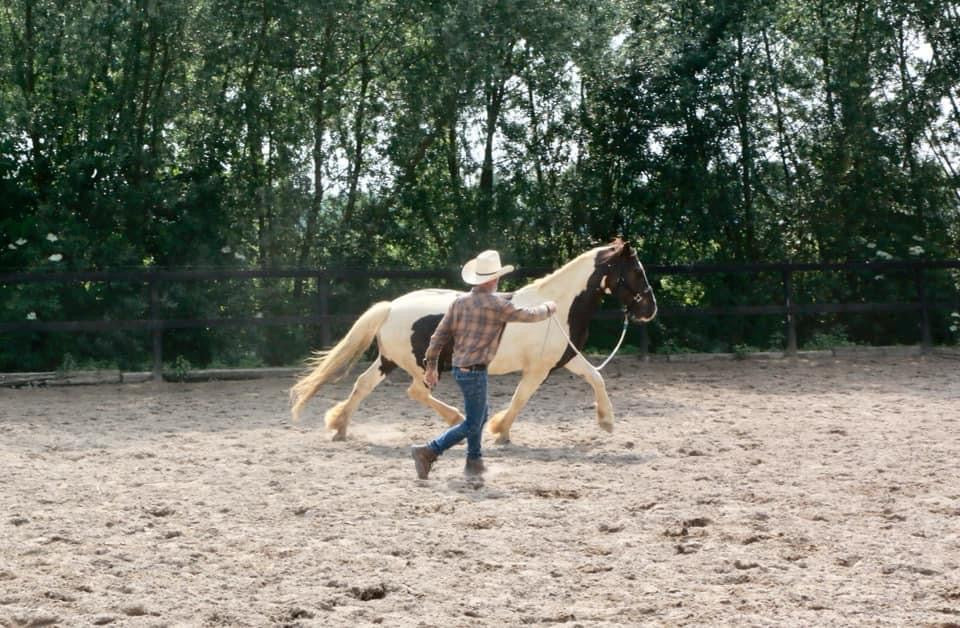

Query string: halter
606 264 653 304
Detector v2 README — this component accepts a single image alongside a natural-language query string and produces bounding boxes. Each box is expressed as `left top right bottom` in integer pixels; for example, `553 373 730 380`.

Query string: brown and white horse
290 239 657 443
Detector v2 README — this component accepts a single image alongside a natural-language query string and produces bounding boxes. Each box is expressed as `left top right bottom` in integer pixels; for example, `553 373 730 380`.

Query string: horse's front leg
563 355 614 433
488 368 551 445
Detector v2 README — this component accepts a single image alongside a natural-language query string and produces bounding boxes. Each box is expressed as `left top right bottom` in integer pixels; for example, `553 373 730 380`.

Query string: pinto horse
290 239 657 443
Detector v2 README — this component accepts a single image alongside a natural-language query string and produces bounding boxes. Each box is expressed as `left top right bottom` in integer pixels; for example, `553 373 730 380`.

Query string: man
412 250 557 479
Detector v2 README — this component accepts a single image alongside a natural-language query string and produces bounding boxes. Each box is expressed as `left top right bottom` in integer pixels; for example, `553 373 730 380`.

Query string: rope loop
547 310 629 371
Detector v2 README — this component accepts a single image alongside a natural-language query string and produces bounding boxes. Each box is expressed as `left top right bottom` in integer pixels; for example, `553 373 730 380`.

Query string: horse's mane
519 239 625 294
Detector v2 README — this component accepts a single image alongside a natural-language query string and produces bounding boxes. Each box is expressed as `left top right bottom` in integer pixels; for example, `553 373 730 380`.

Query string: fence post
316 272 331 348
149 278 163 381
916 266 932 352
782 268 798 355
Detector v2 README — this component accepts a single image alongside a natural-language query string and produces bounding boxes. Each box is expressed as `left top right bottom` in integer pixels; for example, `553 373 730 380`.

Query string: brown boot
411 445 438 479
464 457 486 477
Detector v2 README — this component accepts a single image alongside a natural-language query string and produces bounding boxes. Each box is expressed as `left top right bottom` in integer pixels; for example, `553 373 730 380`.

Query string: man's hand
544 300 557 316
424 365 439 389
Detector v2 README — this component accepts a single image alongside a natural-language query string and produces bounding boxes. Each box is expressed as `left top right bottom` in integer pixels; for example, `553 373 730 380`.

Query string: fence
2 260 958 378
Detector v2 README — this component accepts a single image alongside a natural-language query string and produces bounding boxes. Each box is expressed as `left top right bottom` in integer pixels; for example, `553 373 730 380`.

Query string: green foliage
1 0 958 369
804 327 857 351
657 339 696 355
170 355 192 382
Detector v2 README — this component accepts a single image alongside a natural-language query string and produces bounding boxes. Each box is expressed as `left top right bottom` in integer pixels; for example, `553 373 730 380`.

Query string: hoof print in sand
683 517 711 528
532 488 581 500
734 559 760 570
122 604 149 617
145 505 175 518
10 615 60 627
349 583 388 601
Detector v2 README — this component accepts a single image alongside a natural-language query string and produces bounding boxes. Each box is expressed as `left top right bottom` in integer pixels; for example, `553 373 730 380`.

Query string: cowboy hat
461 250 515 285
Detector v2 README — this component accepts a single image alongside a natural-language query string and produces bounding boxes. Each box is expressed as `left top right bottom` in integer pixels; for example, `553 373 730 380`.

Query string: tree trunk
762 28 795 188
293 19 335 297
527 81 545 193
344 37 371 224
148 26 175 174
818 0 836 124
446 94 461 194
243 1 270 268
133 13 159 182
20 0 44 192
479 76 506 232
735 30 756 258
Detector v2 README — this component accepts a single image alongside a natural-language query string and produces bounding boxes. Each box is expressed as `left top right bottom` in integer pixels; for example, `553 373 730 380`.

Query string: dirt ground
1 355 959 627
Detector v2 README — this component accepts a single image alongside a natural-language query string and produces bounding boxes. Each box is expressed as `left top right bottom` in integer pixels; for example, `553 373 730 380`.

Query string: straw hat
461 250 515 285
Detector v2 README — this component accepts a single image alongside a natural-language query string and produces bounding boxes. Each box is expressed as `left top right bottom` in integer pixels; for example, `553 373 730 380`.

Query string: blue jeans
428 368 488 460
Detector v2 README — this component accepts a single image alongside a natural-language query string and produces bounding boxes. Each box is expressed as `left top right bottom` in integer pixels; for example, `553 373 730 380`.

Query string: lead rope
546 310 630 371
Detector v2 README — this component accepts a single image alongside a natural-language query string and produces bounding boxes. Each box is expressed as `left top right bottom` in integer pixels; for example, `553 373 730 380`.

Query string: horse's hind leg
488 368 550 445
407 379 464 426
325 356 389 441
563 355 614 432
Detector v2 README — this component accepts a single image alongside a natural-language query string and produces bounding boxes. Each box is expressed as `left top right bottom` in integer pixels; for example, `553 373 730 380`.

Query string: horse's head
597 239 657 323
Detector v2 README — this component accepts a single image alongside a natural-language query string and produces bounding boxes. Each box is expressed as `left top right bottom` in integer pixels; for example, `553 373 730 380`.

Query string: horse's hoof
331 431 347 442
598 421 613 433
495 435 511 445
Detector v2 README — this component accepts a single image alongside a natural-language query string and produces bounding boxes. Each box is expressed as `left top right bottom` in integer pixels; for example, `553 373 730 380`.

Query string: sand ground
1 356 959 627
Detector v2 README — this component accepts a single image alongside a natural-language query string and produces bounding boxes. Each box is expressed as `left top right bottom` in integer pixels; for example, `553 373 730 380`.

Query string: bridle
604 263 653 312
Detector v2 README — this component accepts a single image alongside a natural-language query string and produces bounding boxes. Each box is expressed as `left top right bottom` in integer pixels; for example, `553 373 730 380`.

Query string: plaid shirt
425 289 551 369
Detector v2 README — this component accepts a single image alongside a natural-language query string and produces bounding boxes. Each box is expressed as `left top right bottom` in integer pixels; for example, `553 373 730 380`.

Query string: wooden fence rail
2 260 958 379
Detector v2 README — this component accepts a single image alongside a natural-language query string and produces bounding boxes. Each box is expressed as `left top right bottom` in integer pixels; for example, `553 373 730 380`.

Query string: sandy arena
1 356 959 627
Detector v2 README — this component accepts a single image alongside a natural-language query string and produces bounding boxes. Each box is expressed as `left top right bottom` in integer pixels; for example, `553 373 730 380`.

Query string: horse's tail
289 300 392 422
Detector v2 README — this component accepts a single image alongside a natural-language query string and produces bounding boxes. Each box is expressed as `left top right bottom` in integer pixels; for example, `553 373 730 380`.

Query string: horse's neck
518 253 598 317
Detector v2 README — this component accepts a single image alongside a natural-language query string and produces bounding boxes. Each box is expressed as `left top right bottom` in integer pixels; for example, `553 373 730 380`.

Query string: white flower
908 245 924 256
221 246 232 254
234 252 246 261
26 312 37 320
875 250 893 260
951 325 959 333
15 238 26 246
951 312 960 319
254 312 264 319
48 253 63 262
46 233 59 242
7 243 16 250
866 242 876 249
912 235 924 241
874 274 885 281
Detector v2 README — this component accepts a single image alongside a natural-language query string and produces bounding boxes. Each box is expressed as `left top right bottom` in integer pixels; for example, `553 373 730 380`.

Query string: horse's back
391 288 462 310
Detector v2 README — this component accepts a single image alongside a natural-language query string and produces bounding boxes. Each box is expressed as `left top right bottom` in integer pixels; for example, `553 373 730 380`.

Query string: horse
289 238 657 444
